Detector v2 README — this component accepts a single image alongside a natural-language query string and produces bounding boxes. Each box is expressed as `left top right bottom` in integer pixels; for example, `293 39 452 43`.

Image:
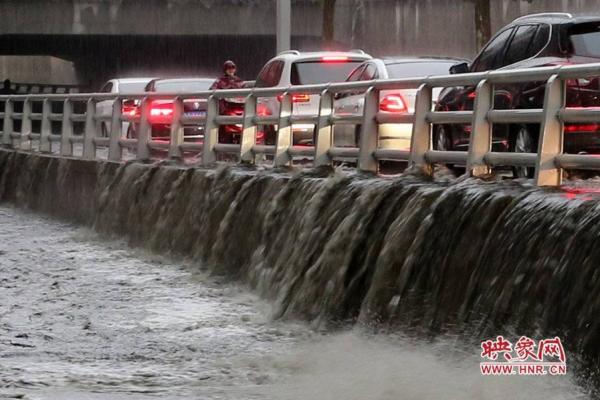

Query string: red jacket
210 74 244 90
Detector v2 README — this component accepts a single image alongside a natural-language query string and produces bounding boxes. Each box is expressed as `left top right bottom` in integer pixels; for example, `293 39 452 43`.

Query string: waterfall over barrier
1 149 599 366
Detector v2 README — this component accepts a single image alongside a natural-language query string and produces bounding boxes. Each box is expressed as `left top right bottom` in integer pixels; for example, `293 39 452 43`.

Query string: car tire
433 124 462 174
101 123 109 138
126 124 137 139
510 124 538 179
263 125 277 145
354 125 362 147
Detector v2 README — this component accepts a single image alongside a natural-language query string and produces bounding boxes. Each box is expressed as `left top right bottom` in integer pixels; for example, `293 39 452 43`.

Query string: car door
333 64 369 145
256 60 285 119
95 81 114 136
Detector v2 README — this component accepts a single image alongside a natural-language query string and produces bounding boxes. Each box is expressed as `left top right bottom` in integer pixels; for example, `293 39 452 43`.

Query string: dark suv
435 13 600 176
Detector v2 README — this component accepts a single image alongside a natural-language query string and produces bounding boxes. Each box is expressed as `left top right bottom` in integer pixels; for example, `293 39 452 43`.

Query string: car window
569 22 600 58
118 81 149 94
100 82 113 93
256 61 284 88
503 24 538 67
386 62 456 78
290 60 364 85
360 64 378 80
471 28 514 72
346 65 366 82
153 80 213 92
529 24 550 56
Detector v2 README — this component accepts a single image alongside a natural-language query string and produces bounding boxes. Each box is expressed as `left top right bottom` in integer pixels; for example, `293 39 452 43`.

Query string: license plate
184 111 206 117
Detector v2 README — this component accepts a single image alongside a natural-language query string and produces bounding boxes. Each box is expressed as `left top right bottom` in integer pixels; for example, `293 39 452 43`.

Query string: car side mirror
449 62 470 75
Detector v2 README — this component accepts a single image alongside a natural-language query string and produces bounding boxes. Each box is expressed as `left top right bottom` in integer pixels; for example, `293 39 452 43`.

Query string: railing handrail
3 62 600 186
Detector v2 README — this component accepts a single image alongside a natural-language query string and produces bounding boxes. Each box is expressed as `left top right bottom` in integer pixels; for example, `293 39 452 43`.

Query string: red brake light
379 94 407 113
564 123 600 133
257 103 271 116
122 104 139 117
150 102 174 117
276 94 311 103
321 56 349 62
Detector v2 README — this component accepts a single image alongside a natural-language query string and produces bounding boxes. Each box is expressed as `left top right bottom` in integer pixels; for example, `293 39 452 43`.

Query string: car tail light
564 123 600 133
321 56 350 62
149 101 174 123
150 102 174 117
379 94 408 113
122 104 139 117
276 94 311 103
257 103 271 116
122 100 140 117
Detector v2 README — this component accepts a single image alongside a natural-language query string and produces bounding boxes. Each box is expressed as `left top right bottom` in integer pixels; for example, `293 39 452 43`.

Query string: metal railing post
274 91 293 167
466 79 493 177
20 98 32 151
39 98 52 153
108 97 123 161
408 83 433 175
60 98 73 156
136 97 152 160
357 86 380 172
2 99 13 148
535 74 565 186
202 94 219 166
240 93 257 163
82 98 96 159
168 97 184 160
314 88 334 167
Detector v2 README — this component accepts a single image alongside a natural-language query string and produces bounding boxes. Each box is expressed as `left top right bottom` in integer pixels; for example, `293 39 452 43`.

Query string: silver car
254 50 372 144
333 57 466 149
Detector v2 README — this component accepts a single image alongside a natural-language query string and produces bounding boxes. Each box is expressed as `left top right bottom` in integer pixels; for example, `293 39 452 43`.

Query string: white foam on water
258 331 590 400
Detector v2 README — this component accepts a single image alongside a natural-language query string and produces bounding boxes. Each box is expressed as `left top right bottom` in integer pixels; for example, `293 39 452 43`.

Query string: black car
435 13 600 176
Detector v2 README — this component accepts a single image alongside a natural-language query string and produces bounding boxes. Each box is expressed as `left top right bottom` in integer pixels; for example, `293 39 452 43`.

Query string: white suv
254 50 371 145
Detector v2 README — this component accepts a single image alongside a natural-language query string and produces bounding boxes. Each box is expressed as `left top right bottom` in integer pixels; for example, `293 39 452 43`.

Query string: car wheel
101 123 108 137
354 125 362 147
433 124 461 174
511 124 538 179
263 125 276 145
126 124 137 139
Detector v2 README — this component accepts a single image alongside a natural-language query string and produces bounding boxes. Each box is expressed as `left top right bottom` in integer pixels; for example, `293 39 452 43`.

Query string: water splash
1 150 600 388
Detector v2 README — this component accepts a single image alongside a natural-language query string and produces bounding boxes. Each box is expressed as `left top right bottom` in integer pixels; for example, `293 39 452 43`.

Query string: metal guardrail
2 63 600 185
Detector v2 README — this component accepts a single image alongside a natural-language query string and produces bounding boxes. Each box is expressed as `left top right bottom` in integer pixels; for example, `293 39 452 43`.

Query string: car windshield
290 60 364 85
569 23 600 58
386 62 456 78
153 80 213 92
118 81 150 94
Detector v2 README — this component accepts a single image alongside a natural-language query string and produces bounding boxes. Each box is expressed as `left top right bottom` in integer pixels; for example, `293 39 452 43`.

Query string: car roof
381 57 467 65
151 78 214 84
273 50 372 62
510 13 600 26
113 77 157 83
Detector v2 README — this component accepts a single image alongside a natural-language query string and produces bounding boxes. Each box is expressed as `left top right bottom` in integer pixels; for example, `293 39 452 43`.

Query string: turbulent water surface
0 205 592 400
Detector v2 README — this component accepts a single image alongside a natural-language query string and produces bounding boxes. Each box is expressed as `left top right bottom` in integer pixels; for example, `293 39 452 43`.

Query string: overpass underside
0 34 323 90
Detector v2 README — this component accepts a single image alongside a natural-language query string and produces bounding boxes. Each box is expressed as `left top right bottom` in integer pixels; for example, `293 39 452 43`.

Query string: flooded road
0 206 592 400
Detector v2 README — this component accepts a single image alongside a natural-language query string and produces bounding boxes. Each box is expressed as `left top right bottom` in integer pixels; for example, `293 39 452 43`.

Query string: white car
333 57 466 149
96 77 156 137
254 50 372 145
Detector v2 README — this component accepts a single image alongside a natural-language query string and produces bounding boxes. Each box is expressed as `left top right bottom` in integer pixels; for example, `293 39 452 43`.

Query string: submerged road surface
0 206 592 399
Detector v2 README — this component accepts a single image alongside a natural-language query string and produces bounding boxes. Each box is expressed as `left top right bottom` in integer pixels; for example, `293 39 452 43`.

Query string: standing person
210 60 244 90
210 61 245 145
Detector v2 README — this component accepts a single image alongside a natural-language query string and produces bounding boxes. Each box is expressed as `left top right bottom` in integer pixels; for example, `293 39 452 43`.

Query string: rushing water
0 150 599 397
0 206 591 399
